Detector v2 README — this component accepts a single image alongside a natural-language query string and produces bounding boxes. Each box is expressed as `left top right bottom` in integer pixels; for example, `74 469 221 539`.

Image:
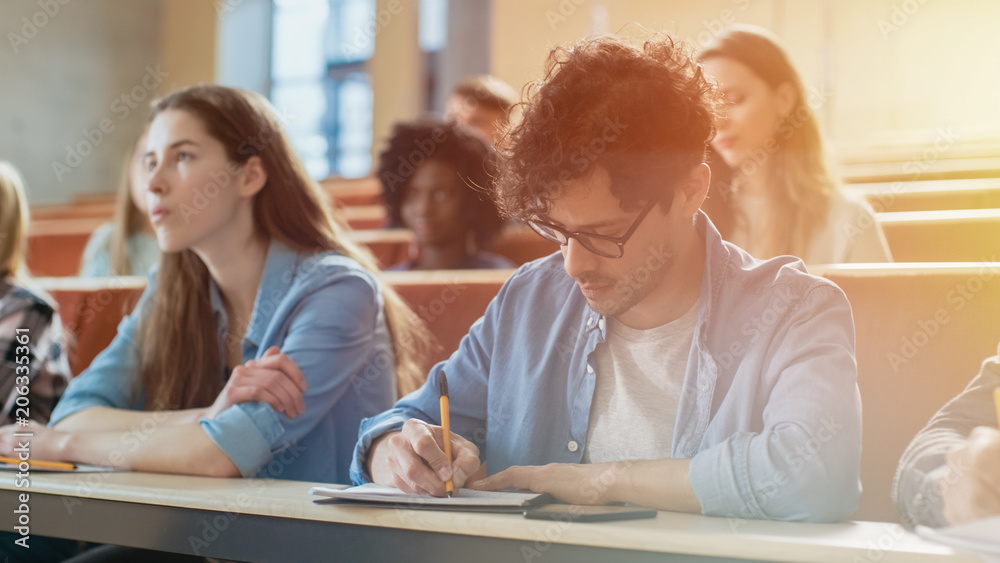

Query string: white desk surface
0 471 982 563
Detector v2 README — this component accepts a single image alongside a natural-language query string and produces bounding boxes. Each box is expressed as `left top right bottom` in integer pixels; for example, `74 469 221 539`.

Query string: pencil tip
447 491 454 498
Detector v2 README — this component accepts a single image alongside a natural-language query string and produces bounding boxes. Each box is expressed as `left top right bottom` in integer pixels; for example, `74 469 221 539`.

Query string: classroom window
271 0 375 179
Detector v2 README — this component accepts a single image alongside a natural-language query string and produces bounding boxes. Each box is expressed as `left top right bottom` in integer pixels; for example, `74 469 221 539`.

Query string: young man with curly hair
351 33 862 523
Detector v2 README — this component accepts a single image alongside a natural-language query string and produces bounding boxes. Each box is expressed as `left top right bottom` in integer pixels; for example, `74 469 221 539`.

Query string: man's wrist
603 461 632 504
367 431 399 484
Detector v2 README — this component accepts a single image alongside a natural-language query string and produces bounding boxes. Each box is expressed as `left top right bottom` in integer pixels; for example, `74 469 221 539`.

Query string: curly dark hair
496 33 720 219
378 119 504 248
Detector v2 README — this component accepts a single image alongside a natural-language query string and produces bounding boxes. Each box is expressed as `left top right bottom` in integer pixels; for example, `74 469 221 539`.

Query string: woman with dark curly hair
377 119 514 270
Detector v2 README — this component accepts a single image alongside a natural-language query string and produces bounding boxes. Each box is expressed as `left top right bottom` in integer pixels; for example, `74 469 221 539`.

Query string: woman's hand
0 422 70 462
204 346 308 420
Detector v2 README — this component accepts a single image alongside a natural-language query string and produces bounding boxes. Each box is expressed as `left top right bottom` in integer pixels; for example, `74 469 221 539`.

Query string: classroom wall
0 0 164 205
161 0 220 93
0 0 220 205
369 0 423 167
7 1 998 204
490 0 1000 148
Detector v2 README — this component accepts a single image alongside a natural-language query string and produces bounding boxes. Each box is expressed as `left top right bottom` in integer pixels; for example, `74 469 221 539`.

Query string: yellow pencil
439 370 454 498
0 456 76 471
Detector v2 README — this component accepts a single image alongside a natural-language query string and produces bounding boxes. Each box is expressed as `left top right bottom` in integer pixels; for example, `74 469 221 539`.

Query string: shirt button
586 363 594 374
598 317 606 331
586 317 593 327
568 440 579 452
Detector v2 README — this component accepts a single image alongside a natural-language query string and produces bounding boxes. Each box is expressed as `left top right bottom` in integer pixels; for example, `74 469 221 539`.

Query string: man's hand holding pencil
367 418 482 497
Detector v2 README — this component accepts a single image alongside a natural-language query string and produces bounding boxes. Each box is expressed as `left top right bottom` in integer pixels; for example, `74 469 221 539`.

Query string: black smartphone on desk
524 504 657 522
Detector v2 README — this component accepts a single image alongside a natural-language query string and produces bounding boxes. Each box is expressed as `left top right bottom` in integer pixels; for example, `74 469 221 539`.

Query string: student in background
0 163 75 563
378 119 513 270
0 86 426 488
0 162 70 425
894 345 1000 527
697 25 892 264
444 74 518 145
78 131 160 277
355 33 862 523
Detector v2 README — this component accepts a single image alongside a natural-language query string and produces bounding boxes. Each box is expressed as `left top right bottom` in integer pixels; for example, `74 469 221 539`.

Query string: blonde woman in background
0 162 71 426
698 25 892 264
78 131 160 277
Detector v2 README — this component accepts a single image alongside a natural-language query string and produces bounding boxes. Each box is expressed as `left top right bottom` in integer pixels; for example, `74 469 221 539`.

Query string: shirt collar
695 209 732 336
208 237 302 351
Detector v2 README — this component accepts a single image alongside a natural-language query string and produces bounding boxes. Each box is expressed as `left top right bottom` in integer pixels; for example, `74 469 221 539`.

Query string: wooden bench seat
840 156 1000 184
878 208 1000 262
853 178 1000 212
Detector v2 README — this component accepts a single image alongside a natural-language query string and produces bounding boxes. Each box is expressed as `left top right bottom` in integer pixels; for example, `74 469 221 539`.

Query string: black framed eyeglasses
526 199 659 259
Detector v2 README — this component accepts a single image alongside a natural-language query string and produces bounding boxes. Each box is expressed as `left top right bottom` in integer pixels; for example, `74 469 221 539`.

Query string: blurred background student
78 131 160 277
697 25 892 264
443 74 518 145
894 345 1000 528
0 162 70 426
378 119 513 271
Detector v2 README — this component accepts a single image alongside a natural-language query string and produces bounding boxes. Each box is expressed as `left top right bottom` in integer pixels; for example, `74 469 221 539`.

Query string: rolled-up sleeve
690 284 863 523
201 271 386 478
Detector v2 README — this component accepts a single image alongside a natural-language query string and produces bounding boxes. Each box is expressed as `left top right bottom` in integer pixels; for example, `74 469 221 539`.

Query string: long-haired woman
0 85 426 485
698 25 892 263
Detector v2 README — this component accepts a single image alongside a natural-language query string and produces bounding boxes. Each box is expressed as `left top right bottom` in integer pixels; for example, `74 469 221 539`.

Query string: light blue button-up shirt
51 238 396 484
352 211 862 522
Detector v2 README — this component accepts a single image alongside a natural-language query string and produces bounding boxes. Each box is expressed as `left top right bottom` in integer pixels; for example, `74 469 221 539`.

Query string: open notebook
310 483 552 513
917 516 1000 563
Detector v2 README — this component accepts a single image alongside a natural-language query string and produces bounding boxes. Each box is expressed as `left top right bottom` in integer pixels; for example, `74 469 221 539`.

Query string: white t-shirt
581 301 699 464
729 190 892 264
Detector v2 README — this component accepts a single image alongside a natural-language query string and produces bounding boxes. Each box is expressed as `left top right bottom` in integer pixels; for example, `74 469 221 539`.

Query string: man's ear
674 162 711 217
238 156 268 198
